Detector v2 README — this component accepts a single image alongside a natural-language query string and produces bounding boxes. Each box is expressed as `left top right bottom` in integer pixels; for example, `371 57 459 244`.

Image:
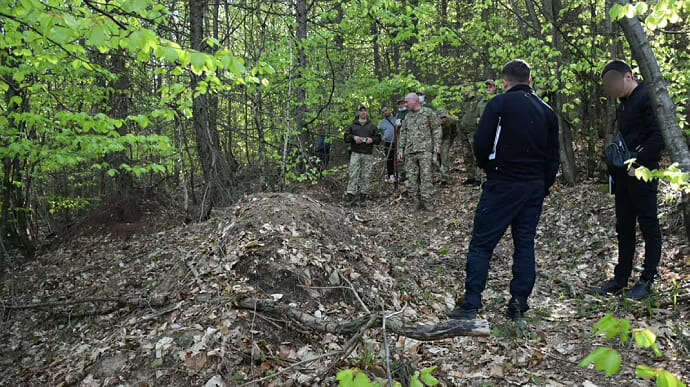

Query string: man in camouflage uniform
459 79 497 185
439 112 458 185
344 105 381 207
397 93 442 211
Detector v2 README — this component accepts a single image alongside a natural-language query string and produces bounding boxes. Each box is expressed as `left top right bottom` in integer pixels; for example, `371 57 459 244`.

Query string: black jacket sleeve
635 96 664 167
544 112 560 194
370 123 382 145
474 97 501 169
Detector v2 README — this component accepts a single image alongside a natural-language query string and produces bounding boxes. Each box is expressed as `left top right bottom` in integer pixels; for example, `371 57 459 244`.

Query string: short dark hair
502 59 531 83
601 60 632 79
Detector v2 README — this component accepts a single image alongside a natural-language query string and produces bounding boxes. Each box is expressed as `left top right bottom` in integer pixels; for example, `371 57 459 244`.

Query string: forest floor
1 151 689 386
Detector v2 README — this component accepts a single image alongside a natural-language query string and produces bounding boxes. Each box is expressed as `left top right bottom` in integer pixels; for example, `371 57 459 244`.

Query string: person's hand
397 152 404 161
366 137 373 144
354 136 362 144
476 118 480 124
628 167 637 177
434 145 441 154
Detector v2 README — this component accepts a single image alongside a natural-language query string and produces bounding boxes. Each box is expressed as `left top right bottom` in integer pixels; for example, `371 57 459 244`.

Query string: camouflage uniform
398 107 442 204
440 116 458 183
346 152 374 195
459 96 485 182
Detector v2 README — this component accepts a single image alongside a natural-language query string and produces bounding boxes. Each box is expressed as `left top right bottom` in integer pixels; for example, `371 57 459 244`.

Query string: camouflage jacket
461 95 491 131
398 107 442 155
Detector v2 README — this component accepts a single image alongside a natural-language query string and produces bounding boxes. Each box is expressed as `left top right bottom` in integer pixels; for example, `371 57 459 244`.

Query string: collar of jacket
621 83 645 102
353 119 372 126
505 84 533 94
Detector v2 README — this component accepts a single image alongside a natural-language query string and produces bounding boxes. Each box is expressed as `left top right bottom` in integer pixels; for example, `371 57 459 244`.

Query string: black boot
506 298 529 321
625 279 652 300
360 194 368 208
595 279 625 296
447 307 478 321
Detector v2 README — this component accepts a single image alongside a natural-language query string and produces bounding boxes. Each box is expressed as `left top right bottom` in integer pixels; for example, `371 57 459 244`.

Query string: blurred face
406 97 420 111
358 109 368 120
384 109 392 117
486 84 497 94
602 70 628 98
440 116 448 124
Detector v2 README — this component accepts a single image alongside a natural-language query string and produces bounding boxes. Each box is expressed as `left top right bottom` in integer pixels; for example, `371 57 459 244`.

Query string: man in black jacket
344 106 381 207
447 60 560 321
596 60 665 300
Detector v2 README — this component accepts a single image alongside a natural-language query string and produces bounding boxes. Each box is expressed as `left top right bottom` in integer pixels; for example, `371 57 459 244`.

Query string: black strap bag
605 132 636 171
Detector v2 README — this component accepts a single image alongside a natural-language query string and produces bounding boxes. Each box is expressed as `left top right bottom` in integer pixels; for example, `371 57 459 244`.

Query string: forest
1 0 689 386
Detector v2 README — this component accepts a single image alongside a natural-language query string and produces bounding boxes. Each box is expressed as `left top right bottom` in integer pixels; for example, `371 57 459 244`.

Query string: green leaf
656 370 687 387
633 329 656 349
636 365 658 379
420 366 440 386
190 52 208 75
410 373 424 387
578 347 622 377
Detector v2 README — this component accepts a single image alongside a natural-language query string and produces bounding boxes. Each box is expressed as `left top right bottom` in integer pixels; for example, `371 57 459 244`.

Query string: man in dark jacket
596 60 665 300
344 106 381 207
447 60 560 321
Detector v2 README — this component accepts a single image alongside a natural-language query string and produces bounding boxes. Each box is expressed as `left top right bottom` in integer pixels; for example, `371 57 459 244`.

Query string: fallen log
235 297 490 340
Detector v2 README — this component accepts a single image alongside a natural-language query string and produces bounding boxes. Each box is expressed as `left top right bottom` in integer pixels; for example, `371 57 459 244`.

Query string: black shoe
463 178 480 186
360 194 368 208
506 298 529 321
595 279 625 296
625 280 652 300
447 307 478 320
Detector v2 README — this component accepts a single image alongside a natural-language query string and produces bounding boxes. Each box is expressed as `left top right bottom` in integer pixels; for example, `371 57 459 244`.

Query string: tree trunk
614 0 690 242
294 0 312 170
106 51 135 205
189 0 234 219
544 0 576 185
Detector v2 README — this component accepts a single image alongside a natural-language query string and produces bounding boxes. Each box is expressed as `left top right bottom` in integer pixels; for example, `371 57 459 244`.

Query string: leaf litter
1 165 688 386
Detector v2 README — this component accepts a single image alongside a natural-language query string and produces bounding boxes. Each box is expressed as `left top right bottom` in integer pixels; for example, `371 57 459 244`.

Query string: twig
4 297 124 310
383 306 406 387
250 299 257 379
239 351 341 386
341 274 370 314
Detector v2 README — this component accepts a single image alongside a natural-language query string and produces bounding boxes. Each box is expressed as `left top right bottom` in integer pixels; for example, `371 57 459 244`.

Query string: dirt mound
0 192 400 386
217 193 393 303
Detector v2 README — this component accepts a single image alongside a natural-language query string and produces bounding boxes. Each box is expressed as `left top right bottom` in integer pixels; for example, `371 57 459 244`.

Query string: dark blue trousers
461 179 545 311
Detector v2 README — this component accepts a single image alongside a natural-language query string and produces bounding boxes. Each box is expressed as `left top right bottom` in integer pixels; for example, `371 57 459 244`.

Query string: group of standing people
344 58 665 321
344 82 496 209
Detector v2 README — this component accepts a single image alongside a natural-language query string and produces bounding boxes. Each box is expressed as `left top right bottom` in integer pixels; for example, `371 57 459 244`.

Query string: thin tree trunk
544 0 576 185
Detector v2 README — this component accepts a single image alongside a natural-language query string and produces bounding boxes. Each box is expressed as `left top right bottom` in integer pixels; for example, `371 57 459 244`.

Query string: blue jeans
461 179 545 311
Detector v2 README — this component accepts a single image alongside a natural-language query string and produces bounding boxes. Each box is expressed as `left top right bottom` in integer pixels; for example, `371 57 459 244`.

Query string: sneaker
595 279 625 296
388 175 396 183
447 307 478 320
506 298 529 321
625 280 652 300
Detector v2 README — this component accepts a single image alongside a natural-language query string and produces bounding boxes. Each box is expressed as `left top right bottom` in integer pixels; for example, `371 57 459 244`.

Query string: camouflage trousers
346 152 374 195
460 128 479 181
440 137 455 182
404 151 434 201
